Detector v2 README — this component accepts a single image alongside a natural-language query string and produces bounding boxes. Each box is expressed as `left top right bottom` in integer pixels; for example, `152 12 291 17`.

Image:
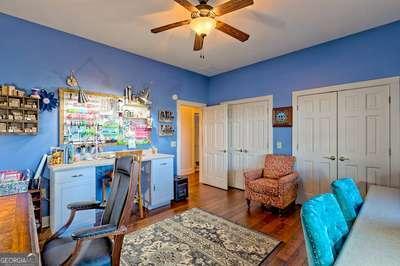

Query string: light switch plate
170 141 177 147
276 141 282 149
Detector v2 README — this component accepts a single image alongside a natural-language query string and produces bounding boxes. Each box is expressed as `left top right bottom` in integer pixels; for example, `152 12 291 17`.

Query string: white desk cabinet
48 153 174 232
50 167 96 233
143 158 174 210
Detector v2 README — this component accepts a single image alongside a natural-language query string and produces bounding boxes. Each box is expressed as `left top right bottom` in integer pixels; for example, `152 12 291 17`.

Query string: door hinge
389 96 391 104
297 105 299 111
389 148 392 156
297 144 299 151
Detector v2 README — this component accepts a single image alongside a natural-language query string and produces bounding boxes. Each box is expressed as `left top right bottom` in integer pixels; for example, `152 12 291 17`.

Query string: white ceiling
1 0 400 76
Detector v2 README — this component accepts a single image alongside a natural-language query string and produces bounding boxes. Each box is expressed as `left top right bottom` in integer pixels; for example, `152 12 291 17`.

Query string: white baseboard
42 216 50 228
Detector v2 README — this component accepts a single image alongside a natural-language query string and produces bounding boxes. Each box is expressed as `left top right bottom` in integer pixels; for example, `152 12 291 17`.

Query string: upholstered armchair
41 151 142 266
301 193 349 266
244 154 298 213
331 178 363 227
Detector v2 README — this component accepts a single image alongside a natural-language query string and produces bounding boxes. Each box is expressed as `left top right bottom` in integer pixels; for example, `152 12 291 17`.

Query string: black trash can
174 175 188 201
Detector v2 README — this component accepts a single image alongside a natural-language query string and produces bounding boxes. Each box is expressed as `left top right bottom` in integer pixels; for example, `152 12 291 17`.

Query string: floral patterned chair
244 154 298 213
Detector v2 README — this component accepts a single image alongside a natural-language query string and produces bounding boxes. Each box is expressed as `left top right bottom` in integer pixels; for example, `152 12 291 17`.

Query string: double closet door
228 101 271 189
296 85 390 200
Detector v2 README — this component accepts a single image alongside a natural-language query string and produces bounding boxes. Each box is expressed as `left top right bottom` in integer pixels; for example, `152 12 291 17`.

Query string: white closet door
228 101 271 190
228 104 244 189
202 105 228 190
242 101 271 179
297 92 337 201
338 85 390 195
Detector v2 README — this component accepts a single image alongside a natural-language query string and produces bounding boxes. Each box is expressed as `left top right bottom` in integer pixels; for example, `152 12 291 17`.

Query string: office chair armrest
71 224 127 240
67 200 104 211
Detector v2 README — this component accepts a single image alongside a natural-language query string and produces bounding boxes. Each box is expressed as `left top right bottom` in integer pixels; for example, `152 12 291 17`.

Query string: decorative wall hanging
66 71 88 103
158 110 174 123
159 124 174 136
123 85 152 106
272 106 293 127
59 88 152 146
39 89 58 112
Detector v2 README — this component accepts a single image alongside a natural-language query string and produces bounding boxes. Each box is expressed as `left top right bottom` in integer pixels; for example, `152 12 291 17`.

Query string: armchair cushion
67 200 104 211
264 154 296 179
42 236 112 266
72 224 118 240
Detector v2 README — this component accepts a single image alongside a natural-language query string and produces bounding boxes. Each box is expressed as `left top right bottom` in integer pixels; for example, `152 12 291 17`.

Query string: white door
228 101 271 190
338 85 390 195
296 92 338 201
242 101 271 183
202 104 228 190
228 104 244 189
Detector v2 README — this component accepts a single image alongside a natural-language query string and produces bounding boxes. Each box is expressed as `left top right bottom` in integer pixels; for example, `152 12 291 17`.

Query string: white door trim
176 100 206 178
221 95 273 105
292 76 400 189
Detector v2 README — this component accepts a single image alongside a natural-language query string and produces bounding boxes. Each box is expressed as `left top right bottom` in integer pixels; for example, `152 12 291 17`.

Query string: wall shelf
0 95 39 135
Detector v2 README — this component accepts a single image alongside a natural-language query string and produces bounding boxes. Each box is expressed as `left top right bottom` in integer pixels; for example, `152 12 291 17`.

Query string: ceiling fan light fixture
190 16 216 35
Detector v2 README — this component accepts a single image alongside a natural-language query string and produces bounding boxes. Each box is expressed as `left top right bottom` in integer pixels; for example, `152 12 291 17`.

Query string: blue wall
209 20 400 154
0 13 209 172
1 13 400 167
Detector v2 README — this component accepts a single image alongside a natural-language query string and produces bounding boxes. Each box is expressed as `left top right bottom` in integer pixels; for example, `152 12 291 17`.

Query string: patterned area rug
121 208 281 265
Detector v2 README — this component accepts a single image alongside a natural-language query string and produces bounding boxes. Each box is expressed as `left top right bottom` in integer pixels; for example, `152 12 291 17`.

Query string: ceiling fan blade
216 21 249 42
151 19 191 33
194 33 205 51
213 0 254 16
174 0 198 12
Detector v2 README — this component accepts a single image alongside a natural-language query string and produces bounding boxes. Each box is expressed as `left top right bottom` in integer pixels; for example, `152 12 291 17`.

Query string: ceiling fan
151 0 254 51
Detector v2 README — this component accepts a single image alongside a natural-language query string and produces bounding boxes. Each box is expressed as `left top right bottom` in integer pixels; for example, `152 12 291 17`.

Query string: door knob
243 149 248 153
339 156 350 161
323 156 336 161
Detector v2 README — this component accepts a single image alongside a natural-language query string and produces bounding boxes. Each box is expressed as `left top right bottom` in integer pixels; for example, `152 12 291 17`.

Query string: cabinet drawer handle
71 174 83 178
160 163 168 166
153 185 156 191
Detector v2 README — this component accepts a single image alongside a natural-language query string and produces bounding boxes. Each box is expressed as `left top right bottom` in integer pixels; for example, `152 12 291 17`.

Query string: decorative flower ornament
39 89 58 112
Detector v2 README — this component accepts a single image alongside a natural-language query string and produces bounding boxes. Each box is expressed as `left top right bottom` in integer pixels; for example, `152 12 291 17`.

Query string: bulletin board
59 88 152 146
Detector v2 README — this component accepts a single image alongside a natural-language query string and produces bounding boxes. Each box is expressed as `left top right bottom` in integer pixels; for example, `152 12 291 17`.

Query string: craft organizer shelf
0 95 39 135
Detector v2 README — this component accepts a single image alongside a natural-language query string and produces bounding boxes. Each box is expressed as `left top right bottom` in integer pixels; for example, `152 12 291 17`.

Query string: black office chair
41 151 142 266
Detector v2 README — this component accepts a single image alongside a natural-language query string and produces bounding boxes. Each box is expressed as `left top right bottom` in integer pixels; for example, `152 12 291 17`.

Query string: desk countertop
48 153 174 172
0 193 40 254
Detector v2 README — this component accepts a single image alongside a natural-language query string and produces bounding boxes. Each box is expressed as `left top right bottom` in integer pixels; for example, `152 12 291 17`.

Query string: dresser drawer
53 167 95 184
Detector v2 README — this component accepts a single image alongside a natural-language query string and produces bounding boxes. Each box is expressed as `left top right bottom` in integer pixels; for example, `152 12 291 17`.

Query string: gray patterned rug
121 208 281 266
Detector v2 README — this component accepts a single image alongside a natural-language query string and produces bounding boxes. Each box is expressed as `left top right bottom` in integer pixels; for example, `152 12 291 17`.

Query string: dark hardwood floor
40 172 307 265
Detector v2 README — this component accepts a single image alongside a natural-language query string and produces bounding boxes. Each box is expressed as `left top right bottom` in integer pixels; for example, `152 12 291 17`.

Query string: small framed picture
272 106 293 127
159 124 175 136
158 110 174 123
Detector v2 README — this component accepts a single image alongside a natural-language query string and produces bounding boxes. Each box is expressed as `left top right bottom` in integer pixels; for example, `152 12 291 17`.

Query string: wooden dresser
0 193 40 256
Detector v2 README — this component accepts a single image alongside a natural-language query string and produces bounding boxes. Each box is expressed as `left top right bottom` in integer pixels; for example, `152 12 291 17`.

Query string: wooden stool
102 171 113 203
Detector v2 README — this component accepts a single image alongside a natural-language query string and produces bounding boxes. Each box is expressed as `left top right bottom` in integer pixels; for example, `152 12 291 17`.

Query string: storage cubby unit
0 95 39 135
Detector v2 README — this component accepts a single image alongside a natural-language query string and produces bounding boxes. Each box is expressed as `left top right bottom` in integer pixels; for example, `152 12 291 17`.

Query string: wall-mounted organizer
59 88 152 146
158 109 175 136
0 94 39 135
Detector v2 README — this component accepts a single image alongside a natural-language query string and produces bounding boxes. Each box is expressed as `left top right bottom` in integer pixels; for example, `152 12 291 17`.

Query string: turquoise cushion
301 193 349 266
331 178 363 227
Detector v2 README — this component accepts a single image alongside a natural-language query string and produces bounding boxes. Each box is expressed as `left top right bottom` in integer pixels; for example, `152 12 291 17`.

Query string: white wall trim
42 216 50 228
292 76 400 188
221 95 273 105
176 100 206 178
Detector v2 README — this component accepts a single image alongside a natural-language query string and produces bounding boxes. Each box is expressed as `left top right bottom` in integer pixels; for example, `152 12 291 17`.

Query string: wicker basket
0 180 29 197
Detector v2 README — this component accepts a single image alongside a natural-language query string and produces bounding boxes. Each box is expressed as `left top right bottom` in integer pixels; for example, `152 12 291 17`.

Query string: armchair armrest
67 200 104 211
244 169 263 182
278 171 299 185
71 224 120 240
